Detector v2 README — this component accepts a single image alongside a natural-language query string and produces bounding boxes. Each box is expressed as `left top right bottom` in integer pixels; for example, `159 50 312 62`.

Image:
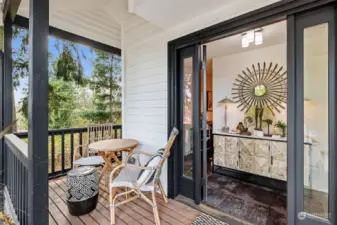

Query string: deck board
48 177 200 225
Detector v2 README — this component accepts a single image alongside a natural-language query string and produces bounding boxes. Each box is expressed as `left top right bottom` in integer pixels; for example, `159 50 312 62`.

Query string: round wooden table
88 139 139 183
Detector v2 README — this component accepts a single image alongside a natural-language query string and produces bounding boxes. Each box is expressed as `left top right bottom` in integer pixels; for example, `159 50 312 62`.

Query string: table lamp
218 97 233 132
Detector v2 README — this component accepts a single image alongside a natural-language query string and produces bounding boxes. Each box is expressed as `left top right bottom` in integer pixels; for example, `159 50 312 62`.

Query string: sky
13 30 95 104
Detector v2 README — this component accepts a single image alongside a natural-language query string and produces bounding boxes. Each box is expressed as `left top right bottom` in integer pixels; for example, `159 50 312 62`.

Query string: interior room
195 20 329 225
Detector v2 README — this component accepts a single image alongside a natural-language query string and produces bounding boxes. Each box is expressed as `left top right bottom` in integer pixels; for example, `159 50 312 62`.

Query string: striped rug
192 213 229 225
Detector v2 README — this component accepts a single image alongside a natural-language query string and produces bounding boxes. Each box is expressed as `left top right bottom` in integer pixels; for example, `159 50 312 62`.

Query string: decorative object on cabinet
243 115 255 129
232 62 287 132
275 120 287 137
236 122 245 133
255 107 264 130
207 91 213 112
218 97 233 132
263 119 273 136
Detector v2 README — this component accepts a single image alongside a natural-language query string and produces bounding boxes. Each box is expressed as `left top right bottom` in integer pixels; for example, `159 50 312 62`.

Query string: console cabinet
213 134 312 183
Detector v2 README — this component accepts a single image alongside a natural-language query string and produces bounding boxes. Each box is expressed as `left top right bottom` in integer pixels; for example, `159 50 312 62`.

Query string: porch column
27 0 49 224
2 16 13 185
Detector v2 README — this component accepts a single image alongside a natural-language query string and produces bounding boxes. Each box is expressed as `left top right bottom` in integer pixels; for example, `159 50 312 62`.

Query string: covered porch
0 0 193 224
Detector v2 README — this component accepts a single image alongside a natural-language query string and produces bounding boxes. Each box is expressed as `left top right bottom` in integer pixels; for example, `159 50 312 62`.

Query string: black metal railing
4 134 29 225
14 125 122 178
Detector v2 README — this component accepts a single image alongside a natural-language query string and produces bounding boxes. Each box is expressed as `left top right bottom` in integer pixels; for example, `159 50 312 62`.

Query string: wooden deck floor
48 177 201 225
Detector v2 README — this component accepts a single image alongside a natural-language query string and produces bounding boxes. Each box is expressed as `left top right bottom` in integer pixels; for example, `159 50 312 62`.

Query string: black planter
67 193 98 216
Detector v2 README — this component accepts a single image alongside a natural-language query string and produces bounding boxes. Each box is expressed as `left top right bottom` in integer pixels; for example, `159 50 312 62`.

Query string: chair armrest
109 164 125 183
137 151 152 157
124 150 152 165
126 164 156 170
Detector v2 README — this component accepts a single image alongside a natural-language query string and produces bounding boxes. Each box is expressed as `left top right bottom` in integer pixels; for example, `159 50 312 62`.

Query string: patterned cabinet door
239 138 255 156
270 159 287 181
238 138 255 173
270 141 287 181
250 140 271 177
213 135 226 167
251 156 270 177
254 140 270 158
224 152 239 170
270 141 287 161
239 152 253 173
225 137 239 153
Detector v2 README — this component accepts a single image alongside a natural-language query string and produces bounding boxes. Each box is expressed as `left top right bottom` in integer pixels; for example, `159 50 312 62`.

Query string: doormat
192 213 229 225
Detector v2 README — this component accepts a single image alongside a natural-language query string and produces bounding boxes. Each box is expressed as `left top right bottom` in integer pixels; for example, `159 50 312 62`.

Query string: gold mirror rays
232 62 287 114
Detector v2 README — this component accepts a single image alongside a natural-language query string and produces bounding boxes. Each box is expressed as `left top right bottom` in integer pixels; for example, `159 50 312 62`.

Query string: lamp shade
218 97 234 104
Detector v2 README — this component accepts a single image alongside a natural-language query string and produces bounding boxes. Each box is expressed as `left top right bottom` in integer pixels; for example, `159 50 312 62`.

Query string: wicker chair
73 123 114 167
109 128 179 225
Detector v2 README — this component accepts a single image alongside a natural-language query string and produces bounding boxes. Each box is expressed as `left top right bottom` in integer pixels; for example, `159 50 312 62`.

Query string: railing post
27 0 49 224
0 51 4 190
2 16 13 189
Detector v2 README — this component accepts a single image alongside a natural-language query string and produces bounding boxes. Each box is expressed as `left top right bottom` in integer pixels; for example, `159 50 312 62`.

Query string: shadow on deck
48 177 201 225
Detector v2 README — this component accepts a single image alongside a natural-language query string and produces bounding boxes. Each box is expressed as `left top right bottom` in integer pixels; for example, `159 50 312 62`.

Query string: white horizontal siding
122 0 281 193
18 0 121 49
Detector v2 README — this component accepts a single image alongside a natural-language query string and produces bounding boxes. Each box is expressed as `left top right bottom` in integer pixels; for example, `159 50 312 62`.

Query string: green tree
81 51 121 124
18 34 86 129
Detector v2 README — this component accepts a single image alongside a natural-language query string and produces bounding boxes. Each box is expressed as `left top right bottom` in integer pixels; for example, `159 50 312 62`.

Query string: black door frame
167 0 337 223
177 45 201 202
291 6 336 225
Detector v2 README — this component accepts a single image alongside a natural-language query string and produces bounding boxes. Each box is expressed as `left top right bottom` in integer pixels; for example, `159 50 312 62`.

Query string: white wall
212 43 287 133
121 0 282 193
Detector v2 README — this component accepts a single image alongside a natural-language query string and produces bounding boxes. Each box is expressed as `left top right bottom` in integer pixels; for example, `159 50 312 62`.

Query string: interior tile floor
205 173 328 225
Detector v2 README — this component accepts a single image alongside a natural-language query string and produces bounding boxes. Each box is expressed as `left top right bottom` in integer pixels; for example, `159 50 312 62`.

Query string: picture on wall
207 91 213 111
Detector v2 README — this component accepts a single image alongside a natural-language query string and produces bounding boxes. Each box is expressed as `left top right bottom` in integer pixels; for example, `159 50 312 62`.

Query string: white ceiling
206 20 287 59
17 0 127 48
131 0 244 28
130 0 281 29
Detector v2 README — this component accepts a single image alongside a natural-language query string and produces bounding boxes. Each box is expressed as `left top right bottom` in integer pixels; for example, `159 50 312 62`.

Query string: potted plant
275 120 287 137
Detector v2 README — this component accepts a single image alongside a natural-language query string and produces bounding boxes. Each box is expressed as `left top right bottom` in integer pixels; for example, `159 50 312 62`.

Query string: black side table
66 166 99 216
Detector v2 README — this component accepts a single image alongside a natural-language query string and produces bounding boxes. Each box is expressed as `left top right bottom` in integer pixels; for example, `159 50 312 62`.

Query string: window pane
183 57 193 178
303 23 329 219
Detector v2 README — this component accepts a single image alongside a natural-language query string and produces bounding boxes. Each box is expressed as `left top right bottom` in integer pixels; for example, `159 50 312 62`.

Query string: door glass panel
183 57 193 178
303 23 329 219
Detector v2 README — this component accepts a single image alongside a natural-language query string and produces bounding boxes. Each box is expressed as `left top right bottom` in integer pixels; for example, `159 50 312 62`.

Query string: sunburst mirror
232 62 287 115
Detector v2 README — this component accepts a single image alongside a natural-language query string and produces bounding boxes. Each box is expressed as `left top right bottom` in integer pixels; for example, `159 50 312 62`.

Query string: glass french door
178 45 202 203
289 6 336 225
